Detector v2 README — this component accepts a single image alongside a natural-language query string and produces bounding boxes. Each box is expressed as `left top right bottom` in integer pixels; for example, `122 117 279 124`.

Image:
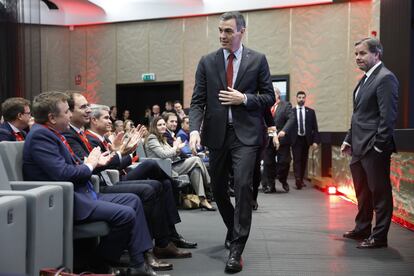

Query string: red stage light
327 186 337 195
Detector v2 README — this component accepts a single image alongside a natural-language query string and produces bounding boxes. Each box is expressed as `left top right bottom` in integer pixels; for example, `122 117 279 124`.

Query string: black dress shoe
343 230 371 240
357 238 387 249
264 186 276 194
225 252 243 273
144 251 173 271
119 263 160 276
281 181 290 192
170 235 197 248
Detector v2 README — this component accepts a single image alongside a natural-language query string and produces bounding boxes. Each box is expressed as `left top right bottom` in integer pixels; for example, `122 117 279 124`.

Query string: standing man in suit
189 11 275 273
23 91 158 275
262 88 295 193
291 91 320 189
341 38 398 249
0 97 31 141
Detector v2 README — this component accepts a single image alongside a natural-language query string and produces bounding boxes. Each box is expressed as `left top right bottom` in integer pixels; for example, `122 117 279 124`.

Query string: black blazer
86 132 132 171
344 64 398 160
264 101 295 145
291 106 320 146
190 46 275 149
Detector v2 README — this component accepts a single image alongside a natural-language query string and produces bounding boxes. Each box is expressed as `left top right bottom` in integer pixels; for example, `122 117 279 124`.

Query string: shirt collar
70 123 83 134
365 61 382 79
296 105 305 109
8 122 20 133
223 45 243 60
87 129 105 142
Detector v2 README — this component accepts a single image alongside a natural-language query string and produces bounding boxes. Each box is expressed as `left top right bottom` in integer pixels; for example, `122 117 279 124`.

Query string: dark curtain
0 0 41 107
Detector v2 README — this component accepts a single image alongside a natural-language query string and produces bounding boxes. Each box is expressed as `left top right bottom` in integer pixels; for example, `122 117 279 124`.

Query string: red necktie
271 104 278 117
13 132 24 141
226 53 235 88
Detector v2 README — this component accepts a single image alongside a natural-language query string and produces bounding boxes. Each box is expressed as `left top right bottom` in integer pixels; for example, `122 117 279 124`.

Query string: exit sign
142 73 156 81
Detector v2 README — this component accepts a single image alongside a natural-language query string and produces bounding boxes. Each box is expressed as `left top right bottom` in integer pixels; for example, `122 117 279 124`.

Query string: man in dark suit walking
341 38 398 249
189 11 275 273
262 88 295 193
291 91 320 189
0 97 31 142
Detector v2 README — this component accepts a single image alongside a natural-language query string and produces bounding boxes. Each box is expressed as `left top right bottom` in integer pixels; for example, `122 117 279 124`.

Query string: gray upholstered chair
0 141 109 272
0 195 27 274
0 157 64 276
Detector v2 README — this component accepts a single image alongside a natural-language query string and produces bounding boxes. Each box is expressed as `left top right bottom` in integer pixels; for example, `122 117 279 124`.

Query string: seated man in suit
84 103 197 252
63 92 190 270
0 97 31 142
23 91 158 276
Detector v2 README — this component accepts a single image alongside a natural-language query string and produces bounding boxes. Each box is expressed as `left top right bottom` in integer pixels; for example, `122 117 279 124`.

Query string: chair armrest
105 169 120 184
91 175 101 192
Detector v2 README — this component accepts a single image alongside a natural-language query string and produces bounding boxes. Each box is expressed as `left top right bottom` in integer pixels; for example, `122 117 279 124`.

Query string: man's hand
120 129 141 156
273 136 280 150
84 147 102 169
312 143 318 150
341 143 352 156
219 87 245 105
110 132 125 151
97 151 113 167
278 130 286 138
189 131 201 155
173 137 186 152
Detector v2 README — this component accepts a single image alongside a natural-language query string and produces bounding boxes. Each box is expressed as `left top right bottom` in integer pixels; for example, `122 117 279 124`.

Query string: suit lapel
215 49 227 89
355 64 383 109
233 47 250 89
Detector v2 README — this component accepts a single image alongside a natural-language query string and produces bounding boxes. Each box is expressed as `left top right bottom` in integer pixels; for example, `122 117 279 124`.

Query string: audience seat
0 195 27 274
0 157 64 276
0 141 110 271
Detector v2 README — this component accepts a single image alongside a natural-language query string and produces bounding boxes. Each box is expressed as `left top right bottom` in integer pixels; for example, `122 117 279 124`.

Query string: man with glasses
0 97 31 142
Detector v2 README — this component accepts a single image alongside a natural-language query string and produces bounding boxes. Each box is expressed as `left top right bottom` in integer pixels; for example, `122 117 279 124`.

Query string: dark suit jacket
23 124 96 221
264 101 295 145
164 130 175 147
86 132 132 171
0 122 26 142
291 106 321 146
190 46 275 149
344 64 398 160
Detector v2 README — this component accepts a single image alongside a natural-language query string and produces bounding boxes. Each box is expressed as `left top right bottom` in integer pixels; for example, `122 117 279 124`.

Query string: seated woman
145 117 216 211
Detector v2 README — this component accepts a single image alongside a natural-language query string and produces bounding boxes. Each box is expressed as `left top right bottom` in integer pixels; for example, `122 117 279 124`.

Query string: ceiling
34 0 334 26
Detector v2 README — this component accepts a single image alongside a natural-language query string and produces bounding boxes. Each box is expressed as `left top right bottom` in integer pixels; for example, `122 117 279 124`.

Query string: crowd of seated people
0 94 214 275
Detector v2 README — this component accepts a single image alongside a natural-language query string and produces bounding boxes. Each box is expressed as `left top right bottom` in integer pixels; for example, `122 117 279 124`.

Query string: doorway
116 81 183 125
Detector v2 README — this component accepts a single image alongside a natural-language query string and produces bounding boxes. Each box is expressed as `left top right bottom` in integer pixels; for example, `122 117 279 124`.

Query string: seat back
0 195 27 274
0 157 12 190
0 141 25 181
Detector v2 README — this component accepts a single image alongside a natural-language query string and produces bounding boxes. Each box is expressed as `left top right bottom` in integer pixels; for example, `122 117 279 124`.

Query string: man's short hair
163 112 177 122
296 91 306 97
90 104 110 119
65 91 83 111
1 97 30 122
32 91 69 124
355 37 383 59
220 11 246 31
181 116 189 125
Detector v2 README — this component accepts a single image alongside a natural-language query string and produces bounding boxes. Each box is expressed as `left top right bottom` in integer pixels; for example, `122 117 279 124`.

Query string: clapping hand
84 147 102 169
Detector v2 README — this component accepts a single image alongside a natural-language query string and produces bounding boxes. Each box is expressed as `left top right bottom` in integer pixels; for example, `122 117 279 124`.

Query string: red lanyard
77 130 93 152
85 130 109 151
41 125 79 164
12 131 24 141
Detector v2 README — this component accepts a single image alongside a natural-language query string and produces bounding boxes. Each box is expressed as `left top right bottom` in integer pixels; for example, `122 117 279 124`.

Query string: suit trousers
350 148 393 242
292 135 309 182
124 159 181 226
83 193 152 265
100 180 170 248
262 138 291 189
209 126 260 253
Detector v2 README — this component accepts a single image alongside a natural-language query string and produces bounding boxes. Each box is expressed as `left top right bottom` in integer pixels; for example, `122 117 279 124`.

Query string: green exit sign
142 73 156 81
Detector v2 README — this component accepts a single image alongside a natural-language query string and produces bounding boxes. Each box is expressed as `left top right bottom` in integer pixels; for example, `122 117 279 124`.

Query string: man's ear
48 113 56 125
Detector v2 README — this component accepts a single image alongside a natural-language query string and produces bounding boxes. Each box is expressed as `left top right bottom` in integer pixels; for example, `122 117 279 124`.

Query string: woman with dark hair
145 117 215 211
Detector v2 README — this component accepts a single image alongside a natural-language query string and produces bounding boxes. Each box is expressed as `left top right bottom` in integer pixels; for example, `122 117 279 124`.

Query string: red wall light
327 186 337 195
